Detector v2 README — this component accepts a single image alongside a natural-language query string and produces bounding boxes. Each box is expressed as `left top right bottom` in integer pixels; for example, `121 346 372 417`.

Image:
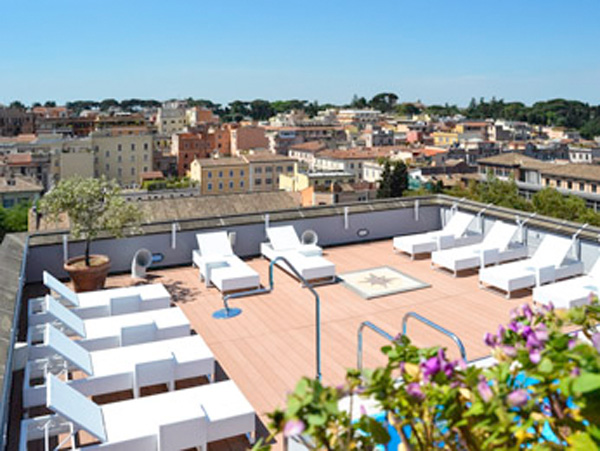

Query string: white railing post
344 206 349 230
62 234 68 263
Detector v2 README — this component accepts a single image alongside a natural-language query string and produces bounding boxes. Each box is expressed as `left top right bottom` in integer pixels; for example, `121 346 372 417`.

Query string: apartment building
189 157 249 195
336 109 382 125
265 125 346 155
287 141 328 170
568 146 600 164
156 107 186 134
0 176 42 208
313 148 399 180
91 131 153 187
0 107 36 136
230 125 269 155
186 107 219 127
279 170 356 192
242 154 297 192
171 131 212 176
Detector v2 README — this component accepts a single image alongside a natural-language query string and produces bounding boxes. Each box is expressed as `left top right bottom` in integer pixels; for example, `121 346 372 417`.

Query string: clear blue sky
1 0 599 107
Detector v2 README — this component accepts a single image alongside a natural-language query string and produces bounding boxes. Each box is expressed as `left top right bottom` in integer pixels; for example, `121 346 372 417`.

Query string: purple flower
529 348 541 364
497 324 506 340
477 377 493 402
588 292 597 305
568 339 577 350
571 367 581 377
484 332 497 347
508 321 521 334
283 419 305 437
592 333 600 353
507 389 528 407
360 405 368 416
510 308 519 320
406 382 425 400
522 304 533 320
422 356 441 378
503 345 517 357
455 359 468 371
526 333 542 350
534 324 549 342
521 325 534 339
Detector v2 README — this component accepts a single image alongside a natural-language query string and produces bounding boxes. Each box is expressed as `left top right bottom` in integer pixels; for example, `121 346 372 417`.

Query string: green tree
377 160 408 198
43 101 57 107
9 101 25 110
477 173 531 211
0 202 31 242
581 117 600 140
39 177 142 266
249 99 274 121
369 92 399 113
350 94 368 109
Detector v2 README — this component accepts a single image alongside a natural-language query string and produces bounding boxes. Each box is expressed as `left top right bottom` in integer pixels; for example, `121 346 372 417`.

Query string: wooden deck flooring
98 239 533 449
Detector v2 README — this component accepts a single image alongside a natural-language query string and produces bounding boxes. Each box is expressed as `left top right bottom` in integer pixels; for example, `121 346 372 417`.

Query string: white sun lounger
20 374 255 450
431 221 527 276
30 271 171 321
262 226 336 284
533 258 600 309
479 234 584 298
23 324 215 408
393 211 480 259
27 295 190 358
262 225 323 257
192 231 260 292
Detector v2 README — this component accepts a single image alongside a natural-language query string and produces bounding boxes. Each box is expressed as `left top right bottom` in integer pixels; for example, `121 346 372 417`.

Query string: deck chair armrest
436 234 455 250
481 248 500 267
536 265 556 287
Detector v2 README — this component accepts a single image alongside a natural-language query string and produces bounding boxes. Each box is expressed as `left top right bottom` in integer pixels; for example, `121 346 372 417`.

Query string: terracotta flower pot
64 255 111 292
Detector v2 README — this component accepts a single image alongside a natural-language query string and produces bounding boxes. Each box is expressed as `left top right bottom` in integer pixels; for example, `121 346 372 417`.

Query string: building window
218 171 223 178
240 180 245 188
567 181 573 190
255 178 262 185
117 144 122 151
207 171 212 179
105 151 110 157
144 143 148 151
131 167 135 175
207 182 212 191
545 178 549 186
105 164 110 171
143 166 148 172
276 166 283 173
592 184 597 193
287 166 294 172
580 183 585 191
265 178 272 185
265 167 273 173
229 181 234 189
143 154 149 161
229 170 234 177
131 144 135 151
117 168 122 177
131 155 135 162
218 182 223 190
255 167 262 174
118 156 122 163
240 170 245 176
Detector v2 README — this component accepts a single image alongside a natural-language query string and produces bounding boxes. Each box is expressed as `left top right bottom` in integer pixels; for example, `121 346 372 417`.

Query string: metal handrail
0 235 29 450
357 321 394 371
402 312 467 361
221 256 322 381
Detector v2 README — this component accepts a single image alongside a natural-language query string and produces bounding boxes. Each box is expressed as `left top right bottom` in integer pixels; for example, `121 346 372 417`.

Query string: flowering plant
254 298 600 450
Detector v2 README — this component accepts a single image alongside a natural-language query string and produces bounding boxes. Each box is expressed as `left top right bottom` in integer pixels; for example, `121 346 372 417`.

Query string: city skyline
1 0 599 107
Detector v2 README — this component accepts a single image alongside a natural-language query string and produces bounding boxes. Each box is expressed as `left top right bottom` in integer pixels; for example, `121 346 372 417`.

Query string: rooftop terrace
2 194 600 449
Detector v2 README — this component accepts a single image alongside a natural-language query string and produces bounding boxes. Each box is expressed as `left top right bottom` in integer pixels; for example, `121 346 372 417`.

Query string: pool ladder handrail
356 313 468 372
401 312 467 361
357 321 394 371
221 256 322 381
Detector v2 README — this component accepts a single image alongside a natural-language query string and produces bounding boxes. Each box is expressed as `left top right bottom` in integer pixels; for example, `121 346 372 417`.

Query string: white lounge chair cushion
267 226 302 252
196 231 233 257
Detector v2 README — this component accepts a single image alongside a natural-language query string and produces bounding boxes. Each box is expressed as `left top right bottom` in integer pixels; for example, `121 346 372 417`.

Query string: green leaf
538 357 554 374
569 432 600 451
573 373 600 394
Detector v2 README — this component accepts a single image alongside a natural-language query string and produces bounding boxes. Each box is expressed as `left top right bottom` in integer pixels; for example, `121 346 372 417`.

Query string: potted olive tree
40 176 143 292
